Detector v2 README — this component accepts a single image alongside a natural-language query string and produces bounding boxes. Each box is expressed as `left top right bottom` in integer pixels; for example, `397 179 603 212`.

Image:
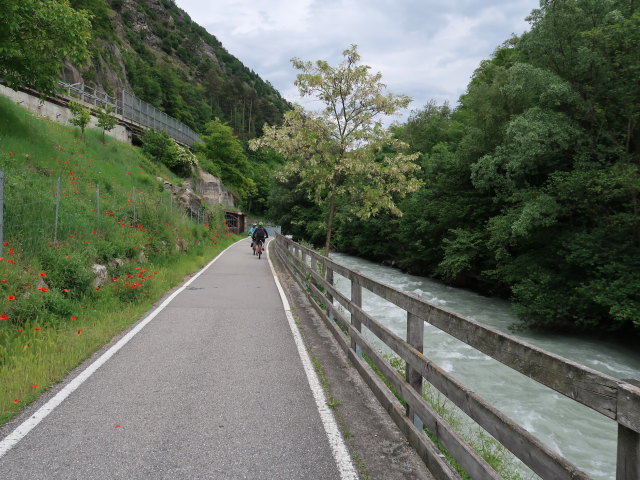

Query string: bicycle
253 239 264 259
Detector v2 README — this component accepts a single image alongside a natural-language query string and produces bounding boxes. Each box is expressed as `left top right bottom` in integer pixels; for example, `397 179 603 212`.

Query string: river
329 252 640 480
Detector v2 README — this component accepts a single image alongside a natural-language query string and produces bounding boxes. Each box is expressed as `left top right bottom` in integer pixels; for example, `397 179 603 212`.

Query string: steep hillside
0 95 238 423
63 0 289 139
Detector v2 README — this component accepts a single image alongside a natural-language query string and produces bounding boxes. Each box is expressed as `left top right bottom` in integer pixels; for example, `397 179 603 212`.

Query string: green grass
365 353 532 480
0 96 242 425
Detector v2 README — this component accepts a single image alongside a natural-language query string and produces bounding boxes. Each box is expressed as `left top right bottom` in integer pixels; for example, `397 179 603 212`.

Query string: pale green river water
329 252 640 480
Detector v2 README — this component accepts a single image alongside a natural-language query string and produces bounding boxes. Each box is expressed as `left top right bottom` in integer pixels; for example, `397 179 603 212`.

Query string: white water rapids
329 252 640 480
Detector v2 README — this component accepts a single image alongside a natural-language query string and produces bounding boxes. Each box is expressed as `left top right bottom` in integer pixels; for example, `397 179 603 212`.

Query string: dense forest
268 0 640 334
67 0 290 141
55 0 290 214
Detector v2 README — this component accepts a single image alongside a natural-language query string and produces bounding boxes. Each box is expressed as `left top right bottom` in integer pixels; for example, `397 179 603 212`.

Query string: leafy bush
141 129 196 176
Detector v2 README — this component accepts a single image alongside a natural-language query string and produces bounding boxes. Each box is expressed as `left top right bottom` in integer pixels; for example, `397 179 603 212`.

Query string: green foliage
107 1 290 138
0 96 235 424
283 1 640 334
198 118 254 200
253 46 422 254
0 0 92 95
96 105 117 141
141 129 196 176
244 149 280 216
69 0 117 42
68 101 91 135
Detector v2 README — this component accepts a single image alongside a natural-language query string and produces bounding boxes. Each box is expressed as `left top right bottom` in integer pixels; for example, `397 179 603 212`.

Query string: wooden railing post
351 277 362 356
617 380 640 480
326 266 334 321
406 312 424 429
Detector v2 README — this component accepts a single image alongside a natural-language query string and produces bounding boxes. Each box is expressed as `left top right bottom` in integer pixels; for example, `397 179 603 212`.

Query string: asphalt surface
0 238 345 479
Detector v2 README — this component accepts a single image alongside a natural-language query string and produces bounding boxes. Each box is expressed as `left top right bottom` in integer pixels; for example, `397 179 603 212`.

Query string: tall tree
198 118 255 201
250 45 421 254
0 0 92 94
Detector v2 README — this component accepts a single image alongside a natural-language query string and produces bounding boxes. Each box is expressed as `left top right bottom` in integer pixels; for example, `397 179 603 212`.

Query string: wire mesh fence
0 170 213 258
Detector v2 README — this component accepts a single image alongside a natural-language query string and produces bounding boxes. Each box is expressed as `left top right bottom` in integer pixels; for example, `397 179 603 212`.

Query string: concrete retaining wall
0 84 131 143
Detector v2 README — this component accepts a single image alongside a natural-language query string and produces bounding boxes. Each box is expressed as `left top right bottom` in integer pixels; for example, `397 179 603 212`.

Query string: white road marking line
266 240 359 480
0 241 239 459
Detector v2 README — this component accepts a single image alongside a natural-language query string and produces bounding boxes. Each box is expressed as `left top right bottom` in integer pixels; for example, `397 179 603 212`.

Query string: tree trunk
324 192 336 256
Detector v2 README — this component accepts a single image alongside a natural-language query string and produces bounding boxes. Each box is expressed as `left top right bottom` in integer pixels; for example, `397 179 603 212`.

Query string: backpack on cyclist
254 226 267 241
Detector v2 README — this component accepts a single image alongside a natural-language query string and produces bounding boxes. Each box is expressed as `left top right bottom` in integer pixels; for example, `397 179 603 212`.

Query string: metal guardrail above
59 82 202 147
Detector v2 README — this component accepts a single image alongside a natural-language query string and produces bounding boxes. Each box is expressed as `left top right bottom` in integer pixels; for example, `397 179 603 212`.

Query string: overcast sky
174 0 540 121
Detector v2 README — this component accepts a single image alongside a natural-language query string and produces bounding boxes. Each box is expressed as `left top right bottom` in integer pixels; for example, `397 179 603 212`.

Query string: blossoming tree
250 45 422 254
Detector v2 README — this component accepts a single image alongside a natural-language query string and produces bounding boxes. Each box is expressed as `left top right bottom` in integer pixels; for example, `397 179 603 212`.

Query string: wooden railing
273 235 640 480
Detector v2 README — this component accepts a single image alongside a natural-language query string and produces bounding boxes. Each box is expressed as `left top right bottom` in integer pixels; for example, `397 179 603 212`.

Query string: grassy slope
0 96 239 425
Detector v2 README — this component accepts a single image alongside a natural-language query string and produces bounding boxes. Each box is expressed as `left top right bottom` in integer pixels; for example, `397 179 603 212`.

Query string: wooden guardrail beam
274 235 640 480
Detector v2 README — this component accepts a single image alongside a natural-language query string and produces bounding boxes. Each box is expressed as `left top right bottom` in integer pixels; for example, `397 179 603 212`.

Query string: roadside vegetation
266 0 640 335
0 96 239 425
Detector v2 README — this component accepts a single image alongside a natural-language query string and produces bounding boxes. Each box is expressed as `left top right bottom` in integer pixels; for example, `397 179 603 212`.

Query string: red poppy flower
91 230 97 234
63 288 69 293
2 242 8 246
71 316 77 321
32 384 38 388
17 328 23 333
13 398 19 404
2 279 7 283
0 314 7 320
38 287 49 292
7 260 15 264
95 286 100 291
77 330 82 334
7 295 15 300
39 272 47 277
34 327 40 331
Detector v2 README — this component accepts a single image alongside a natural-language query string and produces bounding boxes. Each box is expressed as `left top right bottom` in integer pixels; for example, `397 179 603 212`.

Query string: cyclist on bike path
252 221 269 246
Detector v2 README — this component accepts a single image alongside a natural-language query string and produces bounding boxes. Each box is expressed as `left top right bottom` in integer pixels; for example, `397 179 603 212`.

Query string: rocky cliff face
157 167 237 222
63 0 288 139
63 0 221 96
192 169 236 208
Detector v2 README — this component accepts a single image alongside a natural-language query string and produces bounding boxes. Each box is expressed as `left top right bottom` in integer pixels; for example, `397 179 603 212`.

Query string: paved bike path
0 238 354 479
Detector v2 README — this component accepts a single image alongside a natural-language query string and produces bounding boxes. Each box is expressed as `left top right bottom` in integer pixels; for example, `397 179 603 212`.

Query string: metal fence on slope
59 82 201 147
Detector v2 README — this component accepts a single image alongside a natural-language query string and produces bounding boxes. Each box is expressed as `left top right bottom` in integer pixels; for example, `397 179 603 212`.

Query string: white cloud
175 0 538 118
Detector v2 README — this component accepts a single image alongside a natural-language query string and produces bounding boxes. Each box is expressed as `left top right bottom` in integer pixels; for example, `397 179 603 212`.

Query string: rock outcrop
192 168 236 208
